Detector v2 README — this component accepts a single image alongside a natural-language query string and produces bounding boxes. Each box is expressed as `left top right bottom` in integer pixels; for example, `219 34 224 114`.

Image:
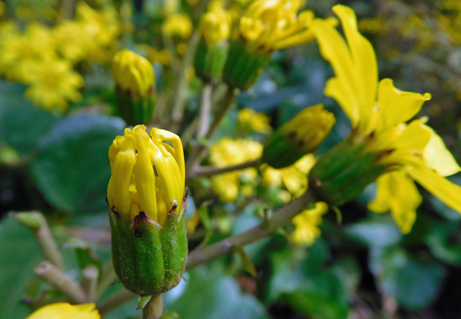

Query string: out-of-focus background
1 0 461 318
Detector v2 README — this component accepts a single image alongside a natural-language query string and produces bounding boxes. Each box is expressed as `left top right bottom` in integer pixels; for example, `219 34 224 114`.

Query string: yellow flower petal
423 126 461 176
27 303 100 319
368 171 421 234
376 78 431 133
290 202 328 246
408 163 461 214
333 5 378 134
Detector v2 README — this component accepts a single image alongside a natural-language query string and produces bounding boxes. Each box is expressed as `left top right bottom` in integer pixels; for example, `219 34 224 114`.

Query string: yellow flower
26 303 100 319
107 125 185 226
310 5 461 233
210 138 262 202
24 60 84 112
262 154 315 203
237 108 272 134
77 2 120 47
0 22 56 82
137 44 172 66
199 4 231 44
112 50 155 98
53 21 91 63
162 14 193 39
290 202 328 246
238 0 337 52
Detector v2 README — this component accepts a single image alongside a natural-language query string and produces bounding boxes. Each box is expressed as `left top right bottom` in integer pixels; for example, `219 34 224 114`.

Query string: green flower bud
112 50 157 125
308 138 387 206
262 104 335 169
194 40 229 82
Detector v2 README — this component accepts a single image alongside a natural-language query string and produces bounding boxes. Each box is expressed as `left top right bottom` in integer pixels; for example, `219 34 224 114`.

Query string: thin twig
35 261 87 304
186 86 237 171
95 259 116 300
81 265 99 302
186 158 261 180
11 211 64 270
98 289 138 315
186 190 315 270
197 82 213 138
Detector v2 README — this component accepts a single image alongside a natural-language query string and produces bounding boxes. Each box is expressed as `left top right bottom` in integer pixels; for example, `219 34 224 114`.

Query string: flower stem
197 82 213 139
142 294 163 319
81 264 99 302
186 86 237 171
35 261 87 303
95 259 116 299
186 158 261 180
98 289 137 315
186 190 315 270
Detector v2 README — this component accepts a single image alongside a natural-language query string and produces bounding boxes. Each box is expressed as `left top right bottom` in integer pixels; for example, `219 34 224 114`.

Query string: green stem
186 190 315 270
185 86 237 171
186 158 261 180
196 82 213 138
98 289 137 315
95 259 116 299
142 294 163 319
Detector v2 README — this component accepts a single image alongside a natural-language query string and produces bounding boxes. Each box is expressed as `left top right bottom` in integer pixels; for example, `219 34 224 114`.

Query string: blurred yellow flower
162 14 193 39
137 44 172 66
210 138 262 202
290 202 328 246
238 0 337 52
237 108 272 134
26 303 100 319
53 21 91 63
199 4 231 44
0 22 56 82
24 60 84 112
262 154 315 203
311 5 461 233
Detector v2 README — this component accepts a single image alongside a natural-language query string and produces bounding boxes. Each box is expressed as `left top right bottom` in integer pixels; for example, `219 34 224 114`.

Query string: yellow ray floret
310 4 461 233
107 125 185 226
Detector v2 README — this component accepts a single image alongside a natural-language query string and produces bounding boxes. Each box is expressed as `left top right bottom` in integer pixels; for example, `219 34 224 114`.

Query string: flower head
107 125 185 226
238 0 336 52
162 14 193 39
199 4 231 44
26 303 99 319
310 5 461 233
237 108 272 134
112 50 155 99
24 59 83 112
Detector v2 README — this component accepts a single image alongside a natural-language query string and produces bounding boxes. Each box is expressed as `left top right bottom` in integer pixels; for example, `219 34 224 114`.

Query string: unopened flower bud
194 6 231 81
262 104 335 168
107 125 187 295
112 50 156 125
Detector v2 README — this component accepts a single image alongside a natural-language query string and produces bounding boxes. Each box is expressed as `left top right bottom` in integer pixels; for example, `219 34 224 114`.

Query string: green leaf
231 245 257 278
164 266 268 319
0 216 43 319
281 291 349 319
344 215 402 248
424 223 461 264
29 114 125 214
137 295 152 310
197 201 213 248
62 237 102 275
0 81 57 155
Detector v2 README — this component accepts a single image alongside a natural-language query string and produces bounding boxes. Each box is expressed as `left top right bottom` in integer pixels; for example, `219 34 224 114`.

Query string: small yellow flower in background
112 50 155 98
210 138 262 202
262 154 315 203
137 44 172 66
52 21 91 63
162 13 193 39
107 125 185 226
26 303 100 319
290 202 328 246
24 60 84 112
237 108 272 134
309 5 461 234
199 4 231 44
